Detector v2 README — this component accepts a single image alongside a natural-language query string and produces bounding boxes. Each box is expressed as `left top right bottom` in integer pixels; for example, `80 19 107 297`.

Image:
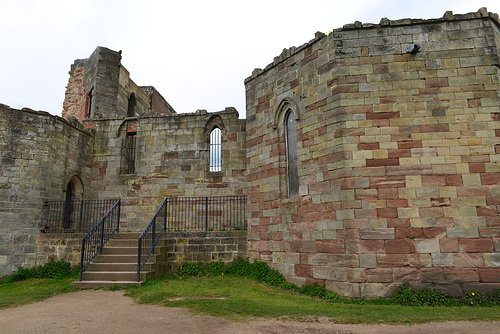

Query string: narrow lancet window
127 93 136 117
125 132 136 173
86 90 92 118
210 128 222 172
285 110 299 197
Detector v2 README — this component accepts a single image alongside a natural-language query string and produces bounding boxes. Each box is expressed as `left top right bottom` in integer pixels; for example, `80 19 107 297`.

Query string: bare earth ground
0 290 499 334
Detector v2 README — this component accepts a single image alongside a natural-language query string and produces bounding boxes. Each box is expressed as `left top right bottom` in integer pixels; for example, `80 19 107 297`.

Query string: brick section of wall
0 106 93 277
62 47 162 122
245 10 500 298
141 86 176 115
165 231 248 271
62 63 87 122
36 233 84 268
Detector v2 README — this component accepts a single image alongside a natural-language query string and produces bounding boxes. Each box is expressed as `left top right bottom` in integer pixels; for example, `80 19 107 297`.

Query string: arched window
127 93 136 117
124 131 137 174
285 109 299 197
210 127 222 172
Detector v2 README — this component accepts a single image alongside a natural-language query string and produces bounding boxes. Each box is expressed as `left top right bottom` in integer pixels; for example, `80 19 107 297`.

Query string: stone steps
72 280 143 288
72 232 164 289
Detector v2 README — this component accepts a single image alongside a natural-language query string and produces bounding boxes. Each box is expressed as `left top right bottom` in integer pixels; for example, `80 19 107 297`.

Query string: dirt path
0 290 498 334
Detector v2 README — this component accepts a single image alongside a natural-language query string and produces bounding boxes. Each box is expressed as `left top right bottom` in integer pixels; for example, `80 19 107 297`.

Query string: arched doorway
63 175 84 231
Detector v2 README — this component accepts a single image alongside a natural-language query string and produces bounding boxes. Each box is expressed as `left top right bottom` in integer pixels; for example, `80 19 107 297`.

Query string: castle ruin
1 8 499 298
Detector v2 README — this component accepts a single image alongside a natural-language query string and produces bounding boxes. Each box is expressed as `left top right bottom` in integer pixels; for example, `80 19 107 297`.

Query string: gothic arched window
210 127 222 172
285 109 299 197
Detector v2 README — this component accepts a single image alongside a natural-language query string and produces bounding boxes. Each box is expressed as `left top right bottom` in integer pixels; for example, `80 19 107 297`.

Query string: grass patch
126 276 500 324
0 276 78 309
0 261 79 309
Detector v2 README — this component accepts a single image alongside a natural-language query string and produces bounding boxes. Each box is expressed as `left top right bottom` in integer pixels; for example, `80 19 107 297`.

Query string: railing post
205 197 209 232
137 238 142 282
100 217 105 255
116 200 121 232
79 238 85 281
78 200 84 233
152 218 156 255
164 199 167 231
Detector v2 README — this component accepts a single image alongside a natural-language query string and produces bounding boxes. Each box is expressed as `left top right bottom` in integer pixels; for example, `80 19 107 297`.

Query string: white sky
1 0 499 118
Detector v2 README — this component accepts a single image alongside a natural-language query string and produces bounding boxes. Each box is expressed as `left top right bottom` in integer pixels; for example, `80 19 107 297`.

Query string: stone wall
165 231 248 271
0 105 93 277
60 46 247 232
85 108 247 231
1 46 247 277
36 233 84 268
245 9 500 298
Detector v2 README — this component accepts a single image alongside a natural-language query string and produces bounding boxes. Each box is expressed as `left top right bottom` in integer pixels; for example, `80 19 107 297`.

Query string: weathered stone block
366 268 393 283
385 240 415 254
360 228 395 240
313 266 347 281
360 283 398 299
478 268 500 282
415 238 440 254
326 281 361 298
443 268 479 282
458 238 494 253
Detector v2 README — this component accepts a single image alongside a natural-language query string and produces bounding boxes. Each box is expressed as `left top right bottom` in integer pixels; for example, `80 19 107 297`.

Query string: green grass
125 276 500 324
0 276 78 309
1 261 498 324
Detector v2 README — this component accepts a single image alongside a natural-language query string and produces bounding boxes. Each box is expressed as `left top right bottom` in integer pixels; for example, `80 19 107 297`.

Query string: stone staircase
72 232 167 288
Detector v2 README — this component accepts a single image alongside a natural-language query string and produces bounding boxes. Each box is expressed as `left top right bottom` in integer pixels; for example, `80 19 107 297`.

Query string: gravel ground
0 290 498 334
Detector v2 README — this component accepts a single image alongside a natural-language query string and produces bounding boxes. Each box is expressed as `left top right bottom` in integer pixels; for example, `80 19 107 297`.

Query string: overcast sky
1 0 499 119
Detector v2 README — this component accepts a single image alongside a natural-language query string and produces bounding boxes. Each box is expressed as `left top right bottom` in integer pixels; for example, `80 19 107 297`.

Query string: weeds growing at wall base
149 258 500 308
127 258 499 323
1 259 75 283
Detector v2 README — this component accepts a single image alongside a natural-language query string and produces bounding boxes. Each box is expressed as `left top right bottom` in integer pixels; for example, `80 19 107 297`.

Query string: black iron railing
136 196 246 281
137 198 167 281
165 196 246 231
79 200 121 281
44 199 117 233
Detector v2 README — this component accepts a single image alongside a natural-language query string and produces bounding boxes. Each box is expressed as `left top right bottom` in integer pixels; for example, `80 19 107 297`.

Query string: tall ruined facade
245 9 500 298
0 47 246 276
0 9 499 297
61 47 246 231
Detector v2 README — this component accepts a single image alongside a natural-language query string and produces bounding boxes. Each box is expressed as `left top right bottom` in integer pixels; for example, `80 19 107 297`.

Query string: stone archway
63 175 84 230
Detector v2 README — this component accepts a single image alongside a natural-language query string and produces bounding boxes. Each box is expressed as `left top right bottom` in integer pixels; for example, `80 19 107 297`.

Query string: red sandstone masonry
245 9 500 298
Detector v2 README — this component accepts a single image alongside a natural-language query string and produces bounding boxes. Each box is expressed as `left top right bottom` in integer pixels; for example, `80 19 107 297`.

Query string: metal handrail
137 198 167 281
79 200 121 281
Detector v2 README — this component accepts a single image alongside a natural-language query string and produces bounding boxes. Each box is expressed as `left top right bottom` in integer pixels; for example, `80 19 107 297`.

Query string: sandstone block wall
0 105 93 277
36 233 84 268
245 9 500 298
85 108 246 231
165 231 248 271
62 47 247 232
